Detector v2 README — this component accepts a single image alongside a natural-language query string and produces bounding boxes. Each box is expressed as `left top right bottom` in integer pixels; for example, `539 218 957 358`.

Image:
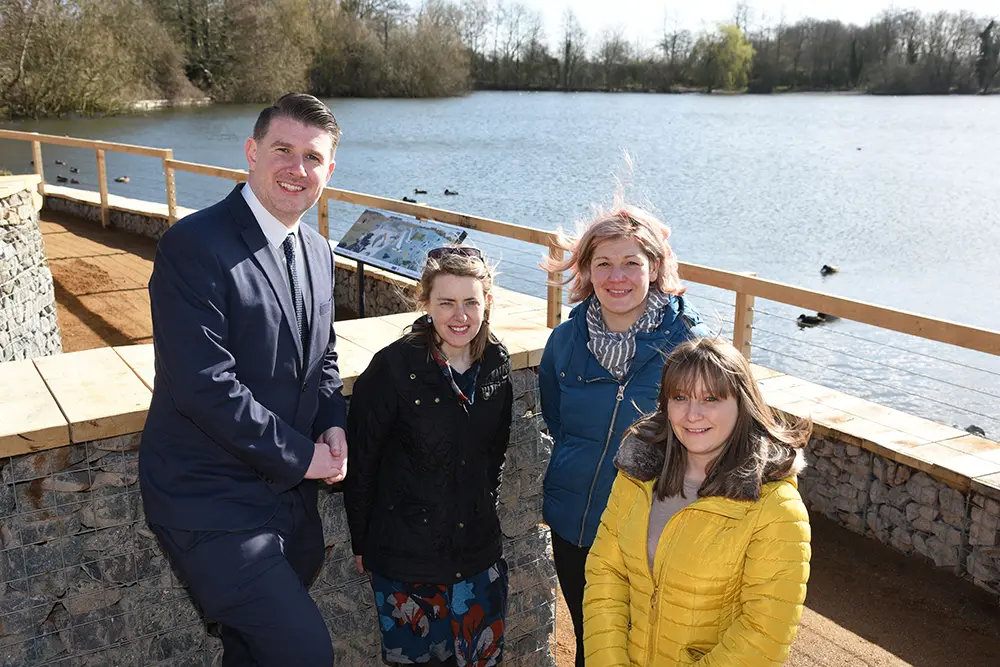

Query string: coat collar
397 324 510 376
301 226 329 372
229 185 305 364
569 293 692 342
614 431 802 519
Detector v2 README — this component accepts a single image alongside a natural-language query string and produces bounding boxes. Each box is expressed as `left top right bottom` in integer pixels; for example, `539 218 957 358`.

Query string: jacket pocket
685 646 708 662
380 501 436 556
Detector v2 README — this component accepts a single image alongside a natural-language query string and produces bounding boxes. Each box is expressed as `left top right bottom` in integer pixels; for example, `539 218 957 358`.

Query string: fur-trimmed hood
613 432 806 484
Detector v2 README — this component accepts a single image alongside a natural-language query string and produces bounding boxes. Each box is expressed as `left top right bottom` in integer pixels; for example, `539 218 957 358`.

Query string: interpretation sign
334 209 467 279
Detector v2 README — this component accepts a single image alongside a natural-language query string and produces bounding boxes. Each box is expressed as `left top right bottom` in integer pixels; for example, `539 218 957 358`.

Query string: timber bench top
3 329 1000 501
0 307 552 455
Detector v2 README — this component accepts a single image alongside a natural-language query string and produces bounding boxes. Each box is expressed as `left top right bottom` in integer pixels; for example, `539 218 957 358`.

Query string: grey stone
970 522 998 547
974 495 1000 516
932 522 963 548
891 465 912 486
972 506 1000 532
886 485 912 509
890 526 914 554
869 482 888 505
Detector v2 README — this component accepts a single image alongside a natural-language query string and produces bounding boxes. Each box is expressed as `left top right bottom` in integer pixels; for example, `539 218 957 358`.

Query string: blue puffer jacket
539 294 708 548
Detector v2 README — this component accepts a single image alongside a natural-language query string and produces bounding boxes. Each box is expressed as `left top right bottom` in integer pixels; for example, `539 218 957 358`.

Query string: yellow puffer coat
583 436 811 667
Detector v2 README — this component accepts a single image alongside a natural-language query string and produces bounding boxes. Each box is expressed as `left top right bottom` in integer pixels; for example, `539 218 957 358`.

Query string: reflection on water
2 92 998 434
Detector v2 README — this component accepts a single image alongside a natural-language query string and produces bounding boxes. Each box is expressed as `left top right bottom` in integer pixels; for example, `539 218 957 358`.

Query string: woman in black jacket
345 247 513 667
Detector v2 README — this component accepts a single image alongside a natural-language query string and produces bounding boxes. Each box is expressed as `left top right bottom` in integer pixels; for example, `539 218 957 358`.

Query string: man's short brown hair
252 93 341 150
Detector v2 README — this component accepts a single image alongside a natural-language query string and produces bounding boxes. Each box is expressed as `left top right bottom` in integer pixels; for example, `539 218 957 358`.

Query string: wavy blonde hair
541 201 684 303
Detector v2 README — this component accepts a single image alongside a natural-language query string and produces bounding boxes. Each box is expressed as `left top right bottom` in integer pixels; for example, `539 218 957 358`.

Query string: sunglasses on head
427 246 483 261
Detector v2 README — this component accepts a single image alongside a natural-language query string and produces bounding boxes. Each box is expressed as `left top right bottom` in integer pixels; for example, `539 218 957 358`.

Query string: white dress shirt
242 183 312 325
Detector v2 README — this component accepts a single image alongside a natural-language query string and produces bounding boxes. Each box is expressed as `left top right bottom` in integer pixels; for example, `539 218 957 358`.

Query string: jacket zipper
638 475 730 664
575 337 669 547
577 382 627 545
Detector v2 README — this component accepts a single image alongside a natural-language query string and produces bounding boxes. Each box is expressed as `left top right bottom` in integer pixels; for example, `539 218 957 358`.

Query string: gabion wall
0 187 61 362
0 370 556 667
801 436 999 595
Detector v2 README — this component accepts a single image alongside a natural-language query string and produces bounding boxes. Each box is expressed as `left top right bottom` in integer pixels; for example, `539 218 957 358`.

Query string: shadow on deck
39 210 1000 667
41 209 157 351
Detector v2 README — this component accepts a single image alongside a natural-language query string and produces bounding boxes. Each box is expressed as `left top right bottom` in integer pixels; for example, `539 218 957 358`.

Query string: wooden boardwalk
37 211 1000 667
38 207 559 354
41 209 157 352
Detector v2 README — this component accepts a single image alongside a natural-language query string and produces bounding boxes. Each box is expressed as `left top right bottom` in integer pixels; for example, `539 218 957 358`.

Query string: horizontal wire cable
753 342 999 424
751 305 1000 380
753 324 1000 401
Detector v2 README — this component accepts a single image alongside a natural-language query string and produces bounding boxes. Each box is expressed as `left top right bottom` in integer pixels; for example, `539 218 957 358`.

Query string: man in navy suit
140 93 348 666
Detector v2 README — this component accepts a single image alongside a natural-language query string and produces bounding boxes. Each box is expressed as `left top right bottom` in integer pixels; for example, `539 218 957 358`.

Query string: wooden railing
0 129 178 228
3 130 999 358
164 158 568 328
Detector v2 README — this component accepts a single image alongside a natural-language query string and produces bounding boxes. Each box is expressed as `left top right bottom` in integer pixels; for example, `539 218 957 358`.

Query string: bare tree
560 7 586 88
459 0 491 58
595 26 630 89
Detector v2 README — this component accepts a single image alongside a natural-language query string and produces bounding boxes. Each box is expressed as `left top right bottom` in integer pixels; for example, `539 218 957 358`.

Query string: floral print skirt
370 559 508 666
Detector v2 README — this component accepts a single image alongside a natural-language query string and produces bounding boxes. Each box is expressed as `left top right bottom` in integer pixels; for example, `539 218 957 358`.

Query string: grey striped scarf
587 289 672 381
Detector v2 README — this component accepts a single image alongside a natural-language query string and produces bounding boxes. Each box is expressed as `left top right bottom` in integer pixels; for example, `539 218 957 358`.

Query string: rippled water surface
2 92 998 433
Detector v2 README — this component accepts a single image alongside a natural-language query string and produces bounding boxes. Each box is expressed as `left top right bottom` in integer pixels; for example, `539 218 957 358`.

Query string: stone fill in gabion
0 188 61 361
0 370 557 667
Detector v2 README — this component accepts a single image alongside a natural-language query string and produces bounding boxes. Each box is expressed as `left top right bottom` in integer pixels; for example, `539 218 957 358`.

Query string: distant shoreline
4 88 996 122
130 97 213 111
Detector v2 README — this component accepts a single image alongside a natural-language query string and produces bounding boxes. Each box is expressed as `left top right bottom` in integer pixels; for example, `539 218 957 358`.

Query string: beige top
648 477 702 571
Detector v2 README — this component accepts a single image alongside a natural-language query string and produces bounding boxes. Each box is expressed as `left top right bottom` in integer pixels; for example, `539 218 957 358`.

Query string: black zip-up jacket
344 334 513 583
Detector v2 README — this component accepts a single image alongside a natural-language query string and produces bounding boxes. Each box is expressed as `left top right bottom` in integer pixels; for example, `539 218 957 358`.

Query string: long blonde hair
405 250 496 362
628 337 810 501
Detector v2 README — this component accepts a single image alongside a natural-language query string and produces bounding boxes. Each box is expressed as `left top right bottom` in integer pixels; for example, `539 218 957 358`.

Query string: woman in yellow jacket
583 337 811 667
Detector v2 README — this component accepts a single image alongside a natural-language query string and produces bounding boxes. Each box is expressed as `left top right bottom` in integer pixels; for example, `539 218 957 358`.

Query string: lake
2 91 998 434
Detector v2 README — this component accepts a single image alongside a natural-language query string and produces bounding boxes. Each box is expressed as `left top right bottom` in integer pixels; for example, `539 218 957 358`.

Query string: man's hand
355 555 365 574
304 441 340 482
315 426 348 485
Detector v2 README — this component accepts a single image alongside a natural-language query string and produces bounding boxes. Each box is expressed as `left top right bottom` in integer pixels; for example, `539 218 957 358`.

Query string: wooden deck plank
115 344 156 391
0 360 70 456
33 348 151 443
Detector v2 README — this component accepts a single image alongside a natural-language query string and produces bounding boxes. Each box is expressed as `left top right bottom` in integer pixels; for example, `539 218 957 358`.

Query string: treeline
472 3 1000 95
1 1 998 119
0 0 471 117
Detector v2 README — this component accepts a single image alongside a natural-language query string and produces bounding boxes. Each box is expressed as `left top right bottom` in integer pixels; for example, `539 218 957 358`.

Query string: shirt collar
242 183 299 249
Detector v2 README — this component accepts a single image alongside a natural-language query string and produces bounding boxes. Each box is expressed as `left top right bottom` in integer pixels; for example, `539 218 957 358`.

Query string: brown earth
40 209 157 352
39 211 1000 667
554 513 1000 666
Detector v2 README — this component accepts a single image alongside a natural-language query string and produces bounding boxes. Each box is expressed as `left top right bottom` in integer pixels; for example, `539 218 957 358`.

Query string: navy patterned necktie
281 233 308 351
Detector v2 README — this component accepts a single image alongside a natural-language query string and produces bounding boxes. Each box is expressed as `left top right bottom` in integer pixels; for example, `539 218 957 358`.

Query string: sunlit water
2 92 998 434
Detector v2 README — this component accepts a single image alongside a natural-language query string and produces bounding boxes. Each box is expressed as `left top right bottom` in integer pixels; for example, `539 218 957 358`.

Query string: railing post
31 141 45 195
318 190 330 239
96 149 109 228
732 271 756 360
546 243 564 328
163 151 177 226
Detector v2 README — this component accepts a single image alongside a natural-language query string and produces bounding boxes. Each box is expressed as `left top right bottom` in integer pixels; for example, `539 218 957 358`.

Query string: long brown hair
404 249 496 362
628 337 811 501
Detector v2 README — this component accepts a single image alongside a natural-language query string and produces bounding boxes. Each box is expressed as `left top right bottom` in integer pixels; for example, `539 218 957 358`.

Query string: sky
511 1 999 49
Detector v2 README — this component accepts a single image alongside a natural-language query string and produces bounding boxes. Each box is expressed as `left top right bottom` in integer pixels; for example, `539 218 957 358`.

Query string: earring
426 314 433 323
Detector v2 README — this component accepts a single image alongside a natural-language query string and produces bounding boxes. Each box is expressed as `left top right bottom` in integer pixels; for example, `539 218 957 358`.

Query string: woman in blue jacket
539 204 706 666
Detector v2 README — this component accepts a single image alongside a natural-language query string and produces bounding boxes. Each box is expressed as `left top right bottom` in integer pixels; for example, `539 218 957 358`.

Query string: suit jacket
139 185 347 531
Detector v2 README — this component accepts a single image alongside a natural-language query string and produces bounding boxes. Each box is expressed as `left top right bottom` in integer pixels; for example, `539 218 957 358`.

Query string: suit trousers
151 485 333 667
